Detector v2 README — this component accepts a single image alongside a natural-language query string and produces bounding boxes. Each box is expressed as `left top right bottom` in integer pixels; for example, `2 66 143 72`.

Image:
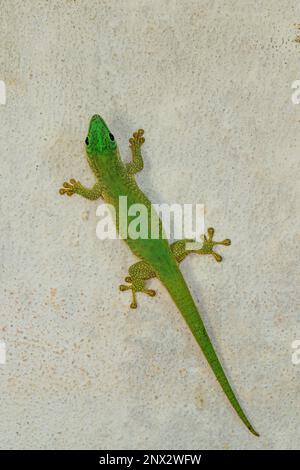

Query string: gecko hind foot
119 283 156 309
200 227 231 262
120 260 156 308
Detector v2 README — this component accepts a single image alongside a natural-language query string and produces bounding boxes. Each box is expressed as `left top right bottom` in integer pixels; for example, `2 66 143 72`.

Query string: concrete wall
0 0 299 449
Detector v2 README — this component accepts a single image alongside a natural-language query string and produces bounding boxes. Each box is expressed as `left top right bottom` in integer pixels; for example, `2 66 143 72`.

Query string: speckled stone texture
0 0 299 450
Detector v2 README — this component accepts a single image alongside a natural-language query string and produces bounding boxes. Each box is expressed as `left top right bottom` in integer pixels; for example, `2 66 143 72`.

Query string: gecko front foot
200 227 231 262
129 129 145 150
59 179 83 196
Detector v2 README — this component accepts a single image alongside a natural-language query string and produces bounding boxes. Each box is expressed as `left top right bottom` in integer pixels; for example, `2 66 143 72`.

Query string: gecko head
85 114 117 157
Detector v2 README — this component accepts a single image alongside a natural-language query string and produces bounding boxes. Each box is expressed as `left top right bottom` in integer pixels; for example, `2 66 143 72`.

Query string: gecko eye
85 137 89 145
109 133 115 141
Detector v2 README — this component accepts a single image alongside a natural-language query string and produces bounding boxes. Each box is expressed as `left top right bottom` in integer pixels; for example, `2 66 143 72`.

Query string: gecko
59 114 259 436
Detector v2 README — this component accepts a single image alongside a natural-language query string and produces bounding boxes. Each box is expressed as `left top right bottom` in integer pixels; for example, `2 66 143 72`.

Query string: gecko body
59 115 258 436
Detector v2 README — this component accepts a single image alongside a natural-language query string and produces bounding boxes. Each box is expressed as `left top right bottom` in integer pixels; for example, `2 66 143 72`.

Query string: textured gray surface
0 0 299 450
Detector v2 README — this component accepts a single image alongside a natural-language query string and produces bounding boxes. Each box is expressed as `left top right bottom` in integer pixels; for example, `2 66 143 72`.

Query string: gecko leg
171 227 231 263
119 261 156 308
126 129 145 175
59 179 102 200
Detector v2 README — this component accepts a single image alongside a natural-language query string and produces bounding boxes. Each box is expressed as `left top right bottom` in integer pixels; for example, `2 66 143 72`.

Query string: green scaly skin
59 114 259 436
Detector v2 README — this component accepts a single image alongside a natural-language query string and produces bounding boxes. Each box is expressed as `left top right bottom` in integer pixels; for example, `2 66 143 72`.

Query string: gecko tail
160 269 259 437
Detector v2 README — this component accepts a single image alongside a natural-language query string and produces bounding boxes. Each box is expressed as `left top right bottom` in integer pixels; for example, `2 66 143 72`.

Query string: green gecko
59 115 259 436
